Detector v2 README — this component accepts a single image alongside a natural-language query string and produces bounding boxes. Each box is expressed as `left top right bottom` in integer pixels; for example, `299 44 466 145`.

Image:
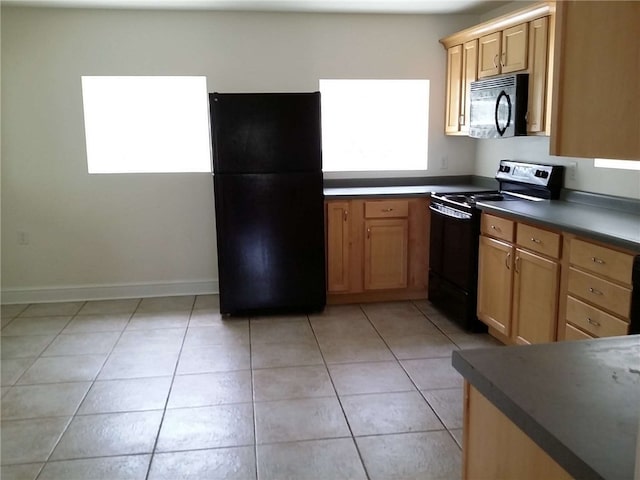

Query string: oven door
429 204 478 290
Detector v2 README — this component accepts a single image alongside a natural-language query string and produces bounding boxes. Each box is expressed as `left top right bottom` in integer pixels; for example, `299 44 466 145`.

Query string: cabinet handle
367 228 371 239
515 255 521 273
381 208 394 212
344 210 348 222
459 114 465 125
591 257 605 265
587 317 601 327
588 287 603 296
501 52 506 67
530 237 542 244
491 225 501 232
505 252 511 270
493 54 499 68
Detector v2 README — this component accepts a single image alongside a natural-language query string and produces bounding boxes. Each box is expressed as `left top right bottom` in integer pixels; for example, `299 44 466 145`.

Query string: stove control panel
495 160 564 195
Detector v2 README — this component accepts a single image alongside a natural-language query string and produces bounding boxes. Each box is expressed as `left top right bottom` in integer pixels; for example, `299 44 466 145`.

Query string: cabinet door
512 248 560 345
477 236 514 335
364 218 408 290
527 17 549 133
501 23 528 73
445 44 463 134
326 201 351 293
460 39 478 133
550 2 640 159
478 32 501 78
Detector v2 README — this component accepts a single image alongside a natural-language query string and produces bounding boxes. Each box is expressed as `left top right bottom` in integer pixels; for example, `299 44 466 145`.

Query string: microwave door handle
494 90 512 136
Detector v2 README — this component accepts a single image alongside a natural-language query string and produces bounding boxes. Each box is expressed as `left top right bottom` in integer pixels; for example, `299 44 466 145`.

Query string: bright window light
594 158 640 171
81 76 211 173
319 79 429 172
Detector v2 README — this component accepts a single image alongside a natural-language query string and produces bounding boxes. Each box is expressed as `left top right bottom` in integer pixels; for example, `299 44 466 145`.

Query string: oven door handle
429 204 473 220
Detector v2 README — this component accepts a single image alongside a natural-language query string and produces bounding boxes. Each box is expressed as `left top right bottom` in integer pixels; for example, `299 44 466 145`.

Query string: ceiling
1 0 511 14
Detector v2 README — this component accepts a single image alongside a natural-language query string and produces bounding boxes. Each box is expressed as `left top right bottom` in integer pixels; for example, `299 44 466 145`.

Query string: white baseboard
1 280 219 305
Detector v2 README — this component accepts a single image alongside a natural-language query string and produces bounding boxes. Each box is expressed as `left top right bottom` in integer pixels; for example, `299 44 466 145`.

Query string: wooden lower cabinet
325 197 429 303
477 236 514 336
364 218 408 290
512 248 560 345
464 383 572 480
478 214 562 345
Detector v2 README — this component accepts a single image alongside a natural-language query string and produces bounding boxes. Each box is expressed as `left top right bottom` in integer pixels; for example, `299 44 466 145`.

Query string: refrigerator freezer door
210 92 322 174
213 172 326 315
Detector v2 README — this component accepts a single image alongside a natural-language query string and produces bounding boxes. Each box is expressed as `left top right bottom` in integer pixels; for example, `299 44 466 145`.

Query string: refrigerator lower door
214 172 326 315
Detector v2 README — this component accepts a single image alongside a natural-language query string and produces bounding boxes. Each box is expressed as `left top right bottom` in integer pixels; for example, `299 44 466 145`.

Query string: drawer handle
588 287 603 296
491 225 501 232
587 317 601 327
530 237 542 244
367 227 371 239
381 208 394 212
591 257 605 265
344 210 348 222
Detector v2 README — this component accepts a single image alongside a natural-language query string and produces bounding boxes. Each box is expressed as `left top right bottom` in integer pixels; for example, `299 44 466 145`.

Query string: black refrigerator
210 92 326 316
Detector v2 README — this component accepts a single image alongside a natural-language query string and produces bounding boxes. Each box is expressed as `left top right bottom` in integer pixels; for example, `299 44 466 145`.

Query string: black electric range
428 160 565 331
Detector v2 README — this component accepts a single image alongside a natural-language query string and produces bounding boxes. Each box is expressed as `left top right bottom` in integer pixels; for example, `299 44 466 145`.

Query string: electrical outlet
17 231 29 246
567 161 577 181
441 155 448 170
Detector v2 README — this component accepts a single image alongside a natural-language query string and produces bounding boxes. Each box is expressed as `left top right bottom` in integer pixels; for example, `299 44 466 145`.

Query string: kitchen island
452 336 640 479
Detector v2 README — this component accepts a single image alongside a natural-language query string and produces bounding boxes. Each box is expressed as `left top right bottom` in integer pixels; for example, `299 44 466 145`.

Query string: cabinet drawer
567 268 632 318
481 214 514 242
566 295 629 338
364 200 409 218
569 239 634 285
516 223 561 259
564 323 595 341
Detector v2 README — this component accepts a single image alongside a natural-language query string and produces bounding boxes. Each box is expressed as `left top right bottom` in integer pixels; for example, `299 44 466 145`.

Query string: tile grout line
248 316 259 480
143 296 196 480
34 299 142 478
309 308 372 480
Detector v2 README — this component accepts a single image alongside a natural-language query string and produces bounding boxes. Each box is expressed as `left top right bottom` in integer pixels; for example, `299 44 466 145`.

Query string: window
81 76 211 174
594 158 640 171
319 79 429 173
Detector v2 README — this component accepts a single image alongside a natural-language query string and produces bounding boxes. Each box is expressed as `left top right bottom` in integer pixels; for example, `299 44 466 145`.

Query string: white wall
475 136 640 199
1 7 478 303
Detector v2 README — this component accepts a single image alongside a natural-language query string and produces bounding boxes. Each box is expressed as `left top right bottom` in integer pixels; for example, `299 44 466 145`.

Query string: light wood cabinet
364 218 408 290
478 31 501 78
478 23 528 79
477 235 514 336
558 234 636 340
527 16 550 133
326 201 351 293
512 248 560 345
478 212 562 344
325 197 429 304
440 3 554 136
550 1 640 160
464 382 573 480
445 40 478 135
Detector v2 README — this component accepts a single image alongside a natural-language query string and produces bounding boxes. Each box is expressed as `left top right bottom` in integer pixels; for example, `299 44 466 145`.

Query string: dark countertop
476 199 640 252
452 336 640 480
323 184 492 199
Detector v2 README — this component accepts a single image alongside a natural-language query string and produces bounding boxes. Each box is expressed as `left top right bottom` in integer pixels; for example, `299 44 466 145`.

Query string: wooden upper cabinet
445 45 463 134
478 24 528 78
527 16 550 133
461 40 478 133
501 23 528 73
445 40 478 134
478 32 501 78
550 1 640 160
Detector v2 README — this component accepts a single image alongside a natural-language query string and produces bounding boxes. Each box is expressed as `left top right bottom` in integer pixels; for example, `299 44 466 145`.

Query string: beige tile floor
0 295 501 480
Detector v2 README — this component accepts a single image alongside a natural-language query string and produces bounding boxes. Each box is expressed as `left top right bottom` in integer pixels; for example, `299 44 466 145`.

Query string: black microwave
469 73 529 139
